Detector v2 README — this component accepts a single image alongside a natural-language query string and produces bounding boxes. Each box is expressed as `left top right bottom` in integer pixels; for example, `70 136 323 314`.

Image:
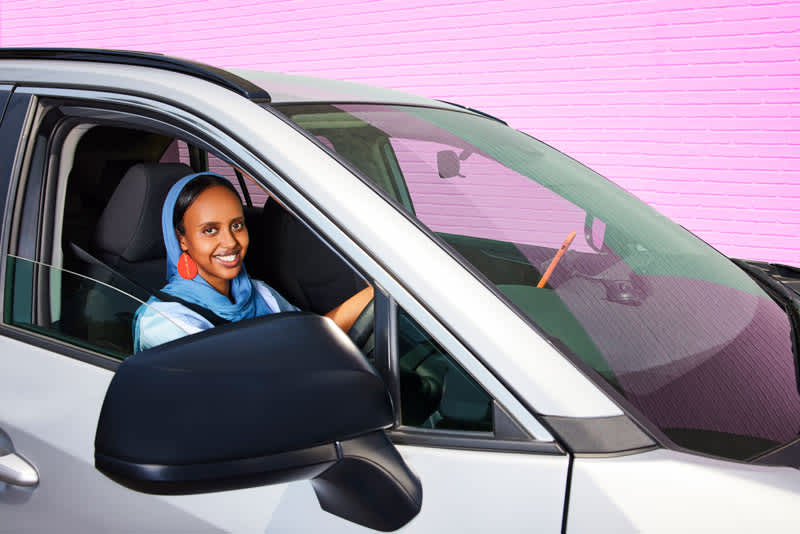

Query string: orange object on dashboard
537 231 577 288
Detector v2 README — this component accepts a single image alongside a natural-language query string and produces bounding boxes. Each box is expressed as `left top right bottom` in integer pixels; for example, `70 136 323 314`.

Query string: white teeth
216 254 237 262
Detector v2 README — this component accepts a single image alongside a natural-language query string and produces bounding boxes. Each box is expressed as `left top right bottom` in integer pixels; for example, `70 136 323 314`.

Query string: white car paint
568 449 800 532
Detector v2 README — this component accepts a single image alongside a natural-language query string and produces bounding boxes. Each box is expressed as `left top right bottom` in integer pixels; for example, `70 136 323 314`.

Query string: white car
1 49 799 533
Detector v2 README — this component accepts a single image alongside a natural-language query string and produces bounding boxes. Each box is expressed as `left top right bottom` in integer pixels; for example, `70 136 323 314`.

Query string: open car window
4 255 184 359
5 102 373 362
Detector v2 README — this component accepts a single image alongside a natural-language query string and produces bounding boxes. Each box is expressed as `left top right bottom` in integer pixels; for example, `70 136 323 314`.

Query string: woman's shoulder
133 297 214 352
252 279 299 312
139 298 214 330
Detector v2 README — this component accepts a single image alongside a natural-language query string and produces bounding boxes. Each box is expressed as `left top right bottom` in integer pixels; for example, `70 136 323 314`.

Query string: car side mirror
94 312 421 531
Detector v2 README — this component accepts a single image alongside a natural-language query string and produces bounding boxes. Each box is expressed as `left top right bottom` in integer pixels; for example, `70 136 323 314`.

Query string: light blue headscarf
159 172 276 321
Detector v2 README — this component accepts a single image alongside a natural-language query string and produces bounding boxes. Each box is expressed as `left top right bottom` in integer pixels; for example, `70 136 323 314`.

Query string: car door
264 286 570 533
0 88 310 532
0 82 573 533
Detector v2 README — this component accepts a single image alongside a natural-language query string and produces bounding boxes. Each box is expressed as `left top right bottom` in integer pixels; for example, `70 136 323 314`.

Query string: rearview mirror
437 149 464 178
94 312 421 531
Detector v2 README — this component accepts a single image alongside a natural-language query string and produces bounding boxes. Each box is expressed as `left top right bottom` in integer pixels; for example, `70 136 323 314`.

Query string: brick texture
2 0 799 265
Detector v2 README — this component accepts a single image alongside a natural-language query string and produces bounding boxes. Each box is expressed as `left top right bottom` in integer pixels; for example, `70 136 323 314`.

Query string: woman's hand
325 286 375 333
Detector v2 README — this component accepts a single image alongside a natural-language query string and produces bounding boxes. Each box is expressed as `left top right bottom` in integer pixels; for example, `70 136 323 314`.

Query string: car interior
12 119 368 357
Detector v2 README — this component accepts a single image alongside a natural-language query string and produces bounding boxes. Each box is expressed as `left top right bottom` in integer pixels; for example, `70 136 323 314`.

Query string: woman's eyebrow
196 216 244 226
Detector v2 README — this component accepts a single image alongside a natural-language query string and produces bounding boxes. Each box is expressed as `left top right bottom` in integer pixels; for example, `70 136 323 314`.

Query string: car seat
60 162 192 354
260 198 367 315
90 162 194 291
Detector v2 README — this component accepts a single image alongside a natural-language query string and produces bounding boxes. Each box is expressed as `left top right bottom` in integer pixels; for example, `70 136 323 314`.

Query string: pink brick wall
2 0 799 266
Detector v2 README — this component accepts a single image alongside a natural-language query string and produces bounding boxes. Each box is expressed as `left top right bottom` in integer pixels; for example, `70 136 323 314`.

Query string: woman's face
177 185 249 296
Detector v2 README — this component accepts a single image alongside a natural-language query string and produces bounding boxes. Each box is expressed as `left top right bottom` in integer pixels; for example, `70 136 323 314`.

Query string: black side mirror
95 312 421 531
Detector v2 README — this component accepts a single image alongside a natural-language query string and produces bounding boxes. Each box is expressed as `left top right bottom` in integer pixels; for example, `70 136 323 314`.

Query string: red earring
177 252 198 280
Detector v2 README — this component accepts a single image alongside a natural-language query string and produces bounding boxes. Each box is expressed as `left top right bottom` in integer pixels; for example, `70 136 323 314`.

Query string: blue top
132 172 296 352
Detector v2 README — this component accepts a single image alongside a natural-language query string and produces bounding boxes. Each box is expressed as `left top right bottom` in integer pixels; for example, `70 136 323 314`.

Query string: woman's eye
203 227 218 236
232 222 244 232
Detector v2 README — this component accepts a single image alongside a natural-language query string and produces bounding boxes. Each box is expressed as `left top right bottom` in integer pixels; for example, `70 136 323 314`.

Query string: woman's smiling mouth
214 252 240 267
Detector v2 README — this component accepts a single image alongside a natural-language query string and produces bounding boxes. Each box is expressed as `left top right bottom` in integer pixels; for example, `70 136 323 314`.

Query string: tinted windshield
276 103 800 461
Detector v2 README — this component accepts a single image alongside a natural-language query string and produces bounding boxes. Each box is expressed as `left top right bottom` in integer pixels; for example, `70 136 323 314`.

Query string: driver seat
61 162 193 354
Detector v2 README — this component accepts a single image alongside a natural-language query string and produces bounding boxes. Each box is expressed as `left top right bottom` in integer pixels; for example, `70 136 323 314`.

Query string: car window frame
0 88 284 368
0 86 384 372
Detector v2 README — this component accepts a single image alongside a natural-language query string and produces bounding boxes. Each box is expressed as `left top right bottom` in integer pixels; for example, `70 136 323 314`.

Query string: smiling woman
174 175 250 299
133 172 372 352
133 172 296 352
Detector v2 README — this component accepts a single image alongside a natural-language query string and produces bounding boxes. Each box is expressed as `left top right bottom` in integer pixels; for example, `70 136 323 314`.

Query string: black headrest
93 162 193 263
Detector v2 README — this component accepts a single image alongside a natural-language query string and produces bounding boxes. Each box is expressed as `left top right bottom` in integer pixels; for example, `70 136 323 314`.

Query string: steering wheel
347 298 374 349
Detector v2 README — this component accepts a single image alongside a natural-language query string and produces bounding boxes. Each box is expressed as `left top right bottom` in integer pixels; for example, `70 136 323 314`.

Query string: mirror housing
95 312 421 530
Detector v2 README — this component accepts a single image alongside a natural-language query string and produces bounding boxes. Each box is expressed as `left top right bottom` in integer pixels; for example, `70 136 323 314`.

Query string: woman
133 172 372 352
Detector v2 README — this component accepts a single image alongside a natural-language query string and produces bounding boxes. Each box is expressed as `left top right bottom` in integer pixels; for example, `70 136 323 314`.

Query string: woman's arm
325 286 374 333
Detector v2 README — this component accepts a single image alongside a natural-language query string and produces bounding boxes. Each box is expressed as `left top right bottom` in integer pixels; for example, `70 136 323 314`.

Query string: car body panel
0 333 569 533
568 448 800 532
231 68 464 108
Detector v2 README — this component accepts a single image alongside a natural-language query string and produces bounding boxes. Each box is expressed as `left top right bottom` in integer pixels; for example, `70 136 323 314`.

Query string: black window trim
0 48 271 101
0 90 37 324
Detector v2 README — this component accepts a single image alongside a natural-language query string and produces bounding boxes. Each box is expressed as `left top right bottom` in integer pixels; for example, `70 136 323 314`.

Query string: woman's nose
220 227 238 248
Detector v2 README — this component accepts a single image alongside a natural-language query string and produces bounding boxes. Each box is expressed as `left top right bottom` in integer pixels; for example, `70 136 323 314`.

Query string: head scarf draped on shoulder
159 172 274 321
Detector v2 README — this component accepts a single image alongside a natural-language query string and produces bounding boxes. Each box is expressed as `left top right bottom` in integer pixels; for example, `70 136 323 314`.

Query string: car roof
230 68 457 109
0 48 465 111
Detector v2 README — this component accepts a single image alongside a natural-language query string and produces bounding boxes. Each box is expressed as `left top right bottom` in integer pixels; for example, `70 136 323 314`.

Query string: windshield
276 103 800 461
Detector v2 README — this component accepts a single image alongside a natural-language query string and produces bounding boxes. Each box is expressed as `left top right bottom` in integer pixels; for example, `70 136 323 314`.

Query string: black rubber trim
541 415 657 456
389 427 564 455
0 92 31 241
0 85 11 124
752 435 800 467
374 289 402 426
436 99 508 125
493 400 533 441
561 453 574 534
96 443 338 495
0 48 271 101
